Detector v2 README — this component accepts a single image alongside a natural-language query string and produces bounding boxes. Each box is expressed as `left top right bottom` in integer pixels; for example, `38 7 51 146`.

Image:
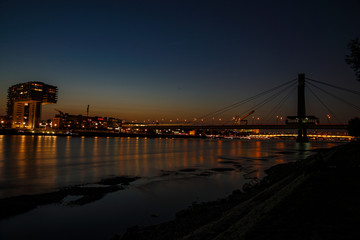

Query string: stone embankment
115 141 360 240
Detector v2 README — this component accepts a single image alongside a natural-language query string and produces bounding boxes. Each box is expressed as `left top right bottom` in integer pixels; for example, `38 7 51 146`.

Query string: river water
0 135 340 240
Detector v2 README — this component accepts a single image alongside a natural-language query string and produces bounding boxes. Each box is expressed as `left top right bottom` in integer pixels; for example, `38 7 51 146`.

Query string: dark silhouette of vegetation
345 38 360 81
348 117 360 139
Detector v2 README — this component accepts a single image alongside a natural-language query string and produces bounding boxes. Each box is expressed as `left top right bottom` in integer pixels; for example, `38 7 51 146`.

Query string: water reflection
0 136 341 199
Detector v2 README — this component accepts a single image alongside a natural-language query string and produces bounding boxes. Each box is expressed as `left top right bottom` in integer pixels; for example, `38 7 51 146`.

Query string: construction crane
233 110 255 125
54 109 64 116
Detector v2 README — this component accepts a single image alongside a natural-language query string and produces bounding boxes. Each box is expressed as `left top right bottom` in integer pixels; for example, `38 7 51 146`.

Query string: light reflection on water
0 135 341 240
0 135 339 199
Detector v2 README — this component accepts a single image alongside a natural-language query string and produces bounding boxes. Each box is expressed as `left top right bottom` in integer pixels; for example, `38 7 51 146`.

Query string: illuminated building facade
52 112 123 131
7 82 58 129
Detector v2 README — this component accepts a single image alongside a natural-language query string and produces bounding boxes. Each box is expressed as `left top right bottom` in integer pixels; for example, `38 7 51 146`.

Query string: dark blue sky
1 0 359 123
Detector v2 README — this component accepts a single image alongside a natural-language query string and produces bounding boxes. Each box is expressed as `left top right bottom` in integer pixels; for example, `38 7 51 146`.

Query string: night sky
1 0 359 123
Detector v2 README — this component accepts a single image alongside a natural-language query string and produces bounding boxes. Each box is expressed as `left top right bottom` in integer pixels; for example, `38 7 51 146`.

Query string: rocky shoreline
113 141 360 240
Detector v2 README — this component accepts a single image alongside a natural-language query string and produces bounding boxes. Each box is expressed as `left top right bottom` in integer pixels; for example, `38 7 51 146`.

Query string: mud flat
115 141 360 240
0 176 139 220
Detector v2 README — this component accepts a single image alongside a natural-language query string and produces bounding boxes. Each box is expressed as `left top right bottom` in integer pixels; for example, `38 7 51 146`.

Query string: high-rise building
7 82 58 129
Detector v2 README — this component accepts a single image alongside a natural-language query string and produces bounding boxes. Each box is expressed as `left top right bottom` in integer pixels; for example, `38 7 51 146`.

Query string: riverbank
115 141 360 240
0 128 204 138
0 128 352 142
0 176 139 220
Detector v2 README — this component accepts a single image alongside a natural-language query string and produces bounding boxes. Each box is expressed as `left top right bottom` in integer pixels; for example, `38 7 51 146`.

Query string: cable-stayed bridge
125 123 348 130
124 74 359 142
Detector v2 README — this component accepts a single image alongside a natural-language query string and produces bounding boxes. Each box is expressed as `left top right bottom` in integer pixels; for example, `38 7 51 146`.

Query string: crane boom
234 110 255 125
239 110 255 121
54 108 63 115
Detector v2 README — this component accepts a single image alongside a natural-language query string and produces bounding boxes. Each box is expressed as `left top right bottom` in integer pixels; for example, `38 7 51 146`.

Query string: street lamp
326 114 331 123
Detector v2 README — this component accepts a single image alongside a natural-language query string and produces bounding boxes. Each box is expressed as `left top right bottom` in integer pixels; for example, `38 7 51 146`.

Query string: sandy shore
114 141 360 240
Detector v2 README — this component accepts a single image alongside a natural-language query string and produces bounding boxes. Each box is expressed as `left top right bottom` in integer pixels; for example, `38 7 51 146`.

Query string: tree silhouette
348 117 360 139
345 38 360 81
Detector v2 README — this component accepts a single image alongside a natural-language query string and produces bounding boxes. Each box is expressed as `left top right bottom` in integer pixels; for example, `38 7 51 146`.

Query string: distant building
7 82 58 129
52 112 123 131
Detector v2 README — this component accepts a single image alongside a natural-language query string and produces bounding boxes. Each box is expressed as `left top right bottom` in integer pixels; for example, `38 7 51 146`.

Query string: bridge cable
306 85 342 124
307 82 360 112
230 82 297 124
251 83 297 111
224 81 297 124
306 78 360 96
195 78 297 121
262 84 297 124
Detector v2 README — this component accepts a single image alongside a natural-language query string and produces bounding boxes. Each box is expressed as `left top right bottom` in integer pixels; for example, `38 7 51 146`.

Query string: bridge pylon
296 73 309 143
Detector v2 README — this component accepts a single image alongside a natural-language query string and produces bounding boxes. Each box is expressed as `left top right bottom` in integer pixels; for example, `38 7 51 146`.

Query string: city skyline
1 0 360 123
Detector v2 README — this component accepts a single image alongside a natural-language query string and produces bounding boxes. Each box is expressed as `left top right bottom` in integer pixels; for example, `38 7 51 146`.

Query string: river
0 135 341 240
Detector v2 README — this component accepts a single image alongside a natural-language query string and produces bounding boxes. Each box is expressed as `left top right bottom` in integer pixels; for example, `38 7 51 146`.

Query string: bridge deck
123 124 348 130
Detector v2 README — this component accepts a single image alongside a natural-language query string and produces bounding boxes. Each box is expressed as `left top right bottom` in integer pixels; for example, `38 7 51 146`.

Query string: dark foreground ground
114 141 360 240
